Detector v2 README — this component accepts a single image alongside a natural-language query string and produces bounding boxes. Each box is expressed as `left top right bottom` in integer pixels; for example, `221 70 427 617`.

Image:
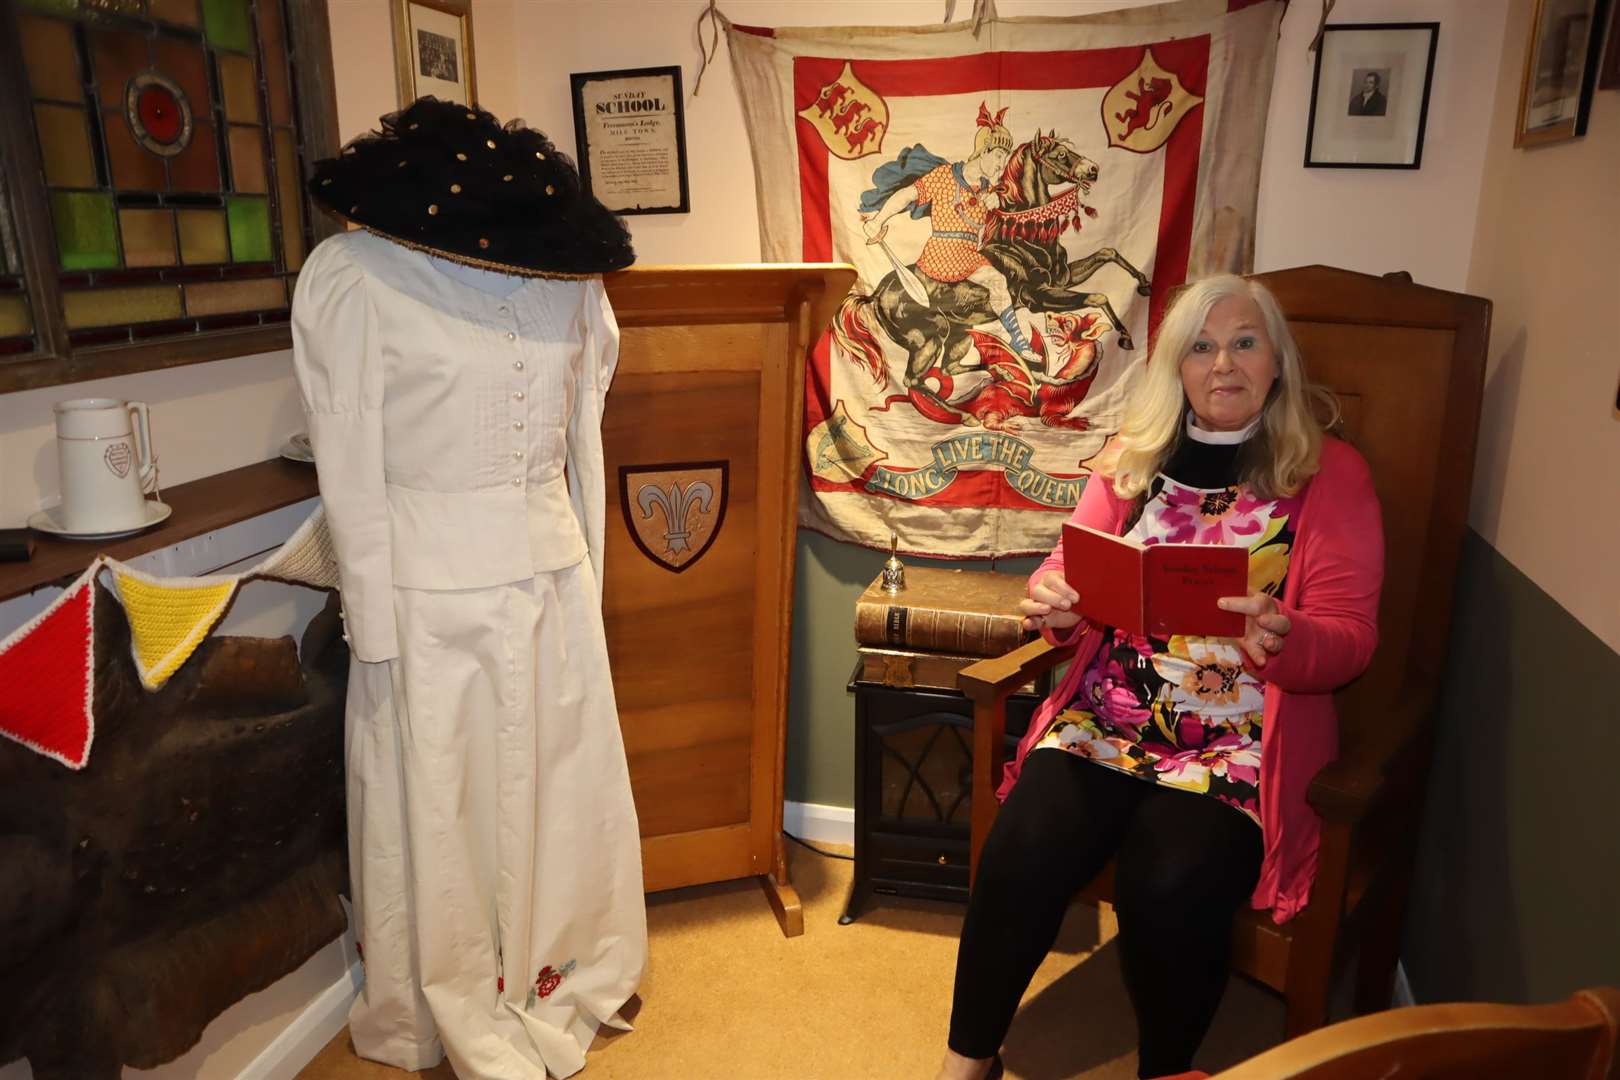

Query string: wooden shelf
0 458 320 604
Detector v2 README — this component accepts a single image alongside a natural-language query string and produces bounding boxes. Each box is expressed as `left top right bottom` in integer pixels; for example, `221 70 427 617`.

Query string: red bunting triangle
0 561 98 770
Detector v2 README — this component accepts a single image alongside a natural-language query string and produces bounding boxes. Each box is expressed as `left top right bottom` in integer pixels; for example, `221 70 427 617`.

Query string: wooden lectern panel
601 266 855 934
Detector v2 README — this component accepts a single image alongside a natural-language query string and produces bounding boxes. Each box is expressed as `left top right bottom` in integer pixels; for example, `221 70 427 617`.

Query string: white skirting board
237 961 362 1080
782 800 855 847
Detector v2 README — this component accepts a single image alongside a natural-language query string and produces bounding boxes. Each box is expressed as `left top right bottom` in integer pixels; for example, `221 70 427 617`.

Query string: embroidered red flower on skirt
536 966 563 998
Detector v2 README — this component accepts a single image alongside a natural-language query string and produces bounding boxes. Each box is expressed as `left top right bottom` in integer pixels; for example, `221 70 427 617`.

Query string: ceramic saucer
27 499 173 541
280 432 315 464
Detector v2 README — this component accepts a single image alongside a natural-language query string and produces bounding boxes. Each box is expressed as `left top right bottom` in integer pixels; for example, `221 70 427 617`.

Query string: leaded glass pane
63 285 182 328
228 125 268 193
226 195 271 262
183 276 284 316
177 208 228 263
10 0 310 354
51 191 119 270
218 52 260 124
120 208 178 267
19 15 81 101
0 296 33 339
33 104 97 188
150 0 199 27
202 0 251 53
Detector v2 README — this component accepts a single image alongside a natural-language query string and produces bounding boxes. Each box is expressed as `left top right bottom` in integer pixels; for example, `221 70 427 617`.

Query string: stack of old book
853 565 1033 691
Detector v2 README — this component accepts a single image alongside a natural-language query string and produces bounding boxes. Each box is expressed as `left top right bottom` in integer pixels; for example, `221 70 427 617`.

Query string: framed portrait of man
1305 23 1439 169
391 0 477 108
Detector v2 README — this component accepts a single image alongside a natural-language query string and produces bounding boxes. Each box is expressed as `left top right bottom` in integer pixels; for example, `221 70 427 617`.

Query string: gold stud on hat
428 203 439 215
545 184 555 195
502 174 513 181
350 205 359 215
409 122 419 130
486 139 496 149
456 152 468 161
479 238 490 249
466 111 476 119
450 183 462 194
397 160 407 168
535 151 545 160
321 177 332 185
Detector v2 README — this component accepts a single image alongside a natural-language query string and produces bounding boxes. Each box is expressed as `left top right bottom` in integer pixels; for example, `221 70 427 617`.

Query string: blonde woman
939 276 1384 1080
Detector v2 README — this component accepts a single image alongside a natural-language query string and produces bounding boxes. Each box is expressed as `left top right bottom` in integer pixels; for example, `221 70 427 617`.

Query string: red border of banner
795 37 1210 510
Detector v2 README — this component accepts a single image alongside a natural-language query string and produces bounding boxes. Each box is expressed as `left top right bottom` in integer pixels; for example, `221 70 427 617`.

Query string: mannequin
292 99 644 1080
427 253 526 296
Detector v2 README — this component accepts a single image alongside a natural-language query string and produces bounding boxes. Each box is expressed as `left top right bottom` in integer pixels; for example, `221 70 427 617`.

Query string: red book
1061 523 1248 638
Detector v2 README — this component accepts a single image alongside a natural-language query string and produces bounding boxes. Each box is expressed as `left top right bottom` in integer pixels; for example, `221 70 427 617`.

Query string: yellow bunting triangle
107 564 239 691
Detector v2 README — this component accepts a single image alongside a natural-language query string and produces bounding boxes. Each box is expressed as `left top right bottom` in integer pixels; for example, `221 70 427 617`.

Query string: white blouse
290 230 619 663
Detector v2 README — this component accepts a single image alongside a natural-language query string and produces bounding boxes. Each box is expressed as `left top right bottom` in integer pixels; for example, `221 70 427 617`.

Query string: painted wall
1403 0 1620 1006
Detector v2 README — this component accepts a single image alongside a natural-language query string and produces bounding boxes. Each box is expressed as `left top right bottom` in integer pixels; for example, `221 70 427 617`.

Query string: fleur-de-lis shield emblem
1101 47 1205 154
619 461 729 573
797 61 890 161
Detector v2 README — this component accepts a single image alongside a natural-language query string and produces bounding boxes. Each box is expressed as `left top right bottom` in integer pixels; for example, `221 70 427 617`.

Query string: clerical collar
1185 410 1260 445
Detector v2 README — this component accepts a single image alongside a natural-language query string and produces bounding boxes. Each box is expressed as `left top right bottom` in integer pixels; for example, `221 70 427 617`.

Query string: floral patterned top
1032 419 1301 825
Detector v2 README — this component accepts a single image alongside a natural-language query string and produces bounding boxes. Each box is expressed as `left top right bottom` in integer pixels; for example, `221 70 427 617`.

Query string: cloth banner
0 506 339 769
726 0 1283 557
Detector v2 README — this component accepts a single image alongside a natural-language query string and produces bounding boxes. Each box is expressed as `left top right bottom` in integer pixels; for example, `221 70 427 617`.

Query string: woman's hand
1020 571 1082 633
1218 592 1292 668
861 214 888 244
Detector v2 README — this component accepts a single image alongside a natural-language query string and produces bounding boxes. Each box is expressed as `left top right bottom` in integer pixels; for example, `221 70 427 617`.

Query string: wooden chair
959 266 1492 1037
1207 987 1620 1078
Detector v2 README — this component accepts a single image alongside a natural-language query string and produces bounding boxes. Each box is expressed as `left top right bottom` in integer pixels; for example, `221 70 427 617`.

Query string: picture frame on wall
1600 0 1620 89
391 0 477 108
1516 0 1613 145
1305 23 1439 169
570 66 691 216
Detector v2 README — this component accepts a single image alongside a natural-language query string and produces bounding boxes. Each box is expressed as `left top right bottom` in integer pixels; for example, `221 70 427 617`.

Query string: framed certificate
570 66 691 216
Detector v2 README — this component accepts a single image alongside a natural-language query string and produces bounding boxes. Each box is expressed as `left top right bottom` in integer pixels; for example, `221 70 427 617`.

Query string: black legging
948 749 1264 1079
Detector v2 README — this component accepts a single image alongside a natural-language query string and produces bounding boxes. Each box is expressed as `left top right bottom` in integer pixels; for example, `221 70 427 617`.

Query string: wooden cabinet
600 266 853 937
842 663 1041 923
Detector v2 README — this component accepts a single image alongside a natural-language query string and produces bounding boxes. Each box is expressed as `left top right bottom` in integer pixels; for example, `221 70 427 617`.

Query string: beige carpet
299 842 1289 1079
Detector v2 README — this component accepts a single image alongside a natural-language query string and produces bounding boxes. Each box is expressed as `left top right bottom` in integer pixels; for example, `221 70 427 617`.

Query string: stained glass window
0 169 36 356
8 0 314 356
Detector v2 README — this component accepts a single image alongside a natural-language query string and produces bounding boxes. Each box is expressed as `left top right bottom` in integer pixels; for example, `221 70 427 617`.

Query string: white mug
53 398 158 533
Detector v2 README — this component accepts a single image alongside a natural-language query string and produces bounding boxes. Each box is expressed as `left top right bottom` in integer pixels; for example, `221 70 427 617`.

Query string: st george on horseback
836 103 1152 422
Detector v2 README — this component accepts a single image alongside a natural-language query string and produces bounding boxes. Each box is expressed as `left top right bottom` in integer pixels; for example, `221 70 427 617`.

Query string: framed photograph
570 66 690 216
1516 0 1612 145
391 0 477 108
1305 23 1439 169
1601 0 1620 89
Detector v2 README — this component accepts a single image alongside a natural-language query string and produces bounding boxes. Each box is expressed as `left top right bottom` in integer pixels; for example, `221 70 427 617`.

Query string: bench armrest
958 637 1074 704
1308 692 1434 824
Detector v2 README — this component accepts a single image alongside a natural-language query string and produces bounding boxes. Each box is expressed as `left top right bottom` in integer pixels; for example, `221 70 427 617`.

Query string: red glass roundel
138 85 183 144
125 72 194 158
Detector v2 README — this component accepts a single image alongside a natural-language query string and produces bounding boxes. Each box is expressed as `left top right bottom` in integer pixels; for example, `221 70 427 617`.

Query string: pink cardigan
1001 437 1384 923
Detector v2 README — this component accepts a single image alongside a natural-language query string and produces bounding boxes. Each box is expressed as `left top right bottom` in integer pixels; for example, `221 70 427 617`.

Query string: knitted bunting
0 506 341 770
107 564 239 691
0 559 101 769
251 504 341 590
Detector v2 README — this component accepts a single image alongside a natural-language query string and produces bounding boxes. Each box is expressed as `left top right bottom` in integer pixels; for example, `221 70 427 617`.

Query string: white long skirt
342 558 646 1079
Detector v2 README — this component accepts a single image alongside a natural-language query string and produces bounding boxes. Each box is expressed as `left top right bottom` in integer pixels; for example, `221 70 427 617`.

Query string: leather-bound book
854 565 1030 657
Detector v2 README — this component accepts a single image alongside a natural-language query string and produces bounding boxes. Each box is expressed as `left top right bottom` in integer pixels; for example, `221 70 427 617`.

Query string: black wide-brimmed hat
308 97 633 278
